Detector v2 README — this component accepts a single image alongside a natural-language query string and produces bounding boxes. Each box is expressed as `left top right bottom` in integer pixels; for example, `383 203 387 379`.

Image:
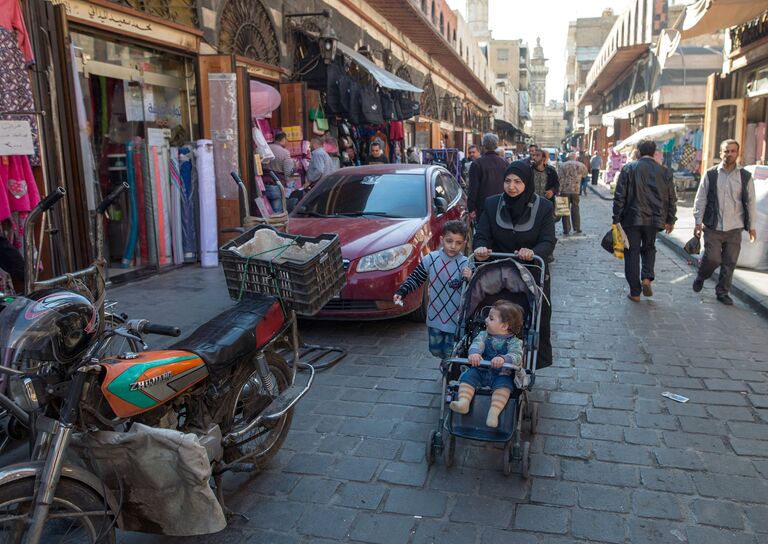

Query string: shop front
61 0 202 282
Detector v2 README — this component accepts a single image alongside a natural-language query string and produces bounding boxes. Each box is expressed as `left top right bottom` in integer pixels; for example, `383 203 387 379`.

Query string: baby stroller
426 252 545 477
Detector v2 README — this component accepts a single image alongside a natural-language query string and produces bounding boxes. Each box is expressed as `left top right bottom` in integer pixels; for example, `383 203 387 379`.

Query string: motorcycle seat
171 296 285 376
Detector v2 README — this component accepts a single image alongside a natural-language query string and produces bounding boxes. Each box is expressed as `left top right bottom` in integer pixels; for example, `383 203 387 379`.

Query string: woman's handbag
309 103 329 133
554 195 570 217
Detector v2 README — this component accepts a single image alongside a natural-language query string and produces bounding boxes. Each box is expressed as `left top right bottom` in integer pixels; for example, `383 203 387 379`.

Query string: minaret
466 0 491 43
529 37 548 109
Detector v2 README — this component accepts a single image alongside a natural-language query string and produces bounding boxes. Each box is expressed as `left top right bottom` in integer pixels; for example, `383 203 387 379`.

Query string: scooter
0 185 314 542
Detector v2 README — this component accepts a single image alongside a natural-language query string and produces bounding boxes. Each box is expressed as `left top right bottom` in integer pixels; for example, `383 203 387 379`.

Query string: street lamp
285 9 338 64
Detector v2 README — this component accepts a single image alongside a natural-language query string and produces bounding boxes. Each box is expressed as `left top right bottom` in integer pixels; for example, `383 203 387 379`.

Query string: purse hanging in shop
360 85 384 125
380 91 397 122
325 61 344 114
348 81 364 125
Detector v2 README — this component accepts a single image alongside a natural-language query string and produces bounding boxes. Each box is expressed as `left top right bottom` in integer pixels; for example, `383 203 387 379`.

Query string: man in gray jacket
692 139 757 305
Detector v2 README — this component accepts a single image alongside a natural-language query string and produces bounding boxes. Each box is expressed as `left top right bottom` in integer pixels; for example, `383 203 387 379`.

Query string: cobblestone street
116 194 768 544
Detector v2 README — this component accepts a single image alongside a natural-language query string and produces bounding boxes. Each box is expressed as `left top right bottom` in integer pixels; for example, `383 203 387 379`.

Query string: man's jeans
561 193 581 234
623 226 658 296
697 228 742 296
591 168 599 185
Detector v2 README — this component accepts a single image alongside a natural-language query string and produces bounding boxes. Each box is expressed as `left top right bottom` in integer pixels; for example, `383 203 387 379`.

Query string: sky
447 0 631 102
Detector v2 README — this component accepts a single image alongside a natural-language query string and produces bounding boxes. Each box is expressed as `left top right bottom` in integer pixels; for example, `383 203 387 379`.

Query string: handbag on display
398 95 420 119
325 61 344 114
339 75 353 114
348 81 364 125
380 92 397 122
361 86 384 125
554 195 570 217
310 102 329 133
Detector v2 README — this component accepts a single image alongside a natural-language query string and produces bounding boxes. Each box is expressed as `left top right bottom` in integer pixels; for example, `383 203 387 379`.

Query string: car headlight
356 244 414 272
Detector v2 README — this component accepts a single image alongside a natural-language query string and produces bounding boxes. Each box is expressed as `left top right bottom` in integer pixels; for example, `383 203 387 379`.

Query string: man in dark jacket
468 133 507 220
613 139 677 302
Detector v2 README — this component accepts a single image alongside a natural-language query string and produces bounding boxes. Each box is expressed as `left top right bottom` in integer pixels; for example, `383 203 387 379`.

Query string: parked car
288 164 466 320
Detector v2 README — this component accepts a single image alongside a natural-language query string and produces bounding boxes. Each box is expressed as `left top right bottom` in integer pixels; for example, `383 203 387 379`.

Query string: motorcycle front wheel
0 477 115 544
220 351 293 467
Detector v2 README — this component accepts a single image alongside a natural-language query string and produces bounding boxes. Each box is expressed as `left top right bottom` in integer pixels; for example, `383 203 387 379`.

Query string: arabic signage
0 121 34 156
61 0 199 51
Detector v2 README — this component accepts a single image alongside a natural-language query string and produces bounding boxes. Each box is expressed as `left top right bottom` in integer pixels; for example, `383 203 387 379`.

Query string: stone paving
109 194 768 543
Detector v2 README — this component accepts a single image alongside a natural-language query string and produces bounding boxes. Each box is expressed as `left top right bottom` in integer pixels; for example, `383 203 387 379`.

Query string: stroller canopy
460 258 541 326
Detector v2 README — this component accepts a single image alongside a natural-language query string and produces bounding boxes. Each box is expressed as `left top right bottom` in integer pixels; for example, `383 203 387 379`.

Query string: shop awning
336 42 423 93
674 0 768 39
363 0 501 106
601 100 649 126
614 123 688 152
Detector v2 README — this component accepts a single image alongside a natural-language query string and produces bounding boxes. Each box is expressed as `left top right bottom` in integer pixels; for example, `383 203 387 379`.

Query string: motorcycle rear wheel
220 352 293 467
0 477 116 544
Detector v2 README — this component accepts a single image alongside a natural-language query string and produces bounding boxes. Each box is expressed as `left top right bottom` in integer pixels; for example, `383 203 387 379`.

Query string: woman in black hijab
473 160 557 368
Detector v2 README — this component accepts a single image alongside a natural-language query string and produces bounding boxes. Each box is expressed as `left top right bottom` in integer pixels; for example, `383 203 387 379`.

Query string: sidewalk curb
657 234 768 319
587 183 613 201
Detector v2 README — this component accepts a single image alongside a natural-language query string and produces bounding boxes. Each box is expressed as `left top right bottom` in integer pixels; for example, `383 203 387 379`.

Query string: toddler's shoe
449 398 470 414
486 411 500 428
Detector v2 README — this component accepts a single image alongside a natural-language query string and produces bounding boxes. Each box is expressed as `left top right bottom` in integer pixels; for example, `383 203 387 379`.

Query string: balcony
730 10 768 54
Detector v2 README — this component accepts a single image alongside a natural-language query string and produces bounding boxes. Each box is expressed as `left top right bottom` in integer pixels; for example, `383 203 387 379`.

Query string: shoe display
692 278 704 292
642 279 653 297
717 294 734 306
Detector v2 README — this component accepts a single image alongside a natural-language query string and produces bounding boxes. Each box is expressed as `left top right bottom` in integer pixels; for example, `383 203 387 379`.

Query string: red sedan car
288 164 466 320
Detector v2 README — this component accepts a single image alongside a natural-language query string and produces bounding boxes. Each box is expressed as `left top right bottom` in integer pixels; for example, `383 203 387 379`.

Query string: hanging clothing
0 155 40 221
0 0 33 63
0 26 38 165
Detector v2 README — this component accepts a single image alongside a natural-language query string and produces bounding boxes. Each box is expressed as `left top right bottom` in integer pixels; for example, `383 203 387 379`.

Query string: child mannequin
450 300 524 428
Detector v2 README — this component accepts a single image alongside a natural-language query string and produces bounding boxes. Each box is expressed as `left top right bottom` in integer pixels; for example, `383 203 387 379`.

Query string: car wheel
410 286 429 322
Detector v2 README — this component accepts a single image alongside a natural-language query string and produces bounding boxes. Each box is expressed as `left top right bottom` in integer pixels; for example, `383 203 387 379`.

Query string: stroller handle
471 251 545 269
445 357 520 370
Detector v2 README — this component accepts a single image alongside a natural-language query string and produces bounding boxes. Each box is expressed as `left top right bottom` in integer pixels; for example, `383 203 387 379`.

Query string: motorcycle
0 184 315 542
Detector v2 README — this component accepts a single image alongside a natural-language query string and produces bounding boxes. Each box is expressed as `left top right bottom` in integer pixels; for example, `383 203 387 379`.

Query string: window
434 172 461 209
439 13 444 34
296 173 428 218
496 48 509 62
421 0 427 11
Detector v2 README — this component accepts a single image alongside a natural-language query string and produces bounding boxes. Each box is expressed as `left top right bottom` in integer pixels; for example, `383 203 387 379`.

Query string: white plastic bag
253 124 274 161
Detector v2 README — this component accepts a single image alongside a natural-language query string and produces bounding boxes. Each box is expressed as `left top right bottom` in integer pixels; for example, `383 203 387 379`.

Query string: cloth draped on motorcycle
72 423 227 536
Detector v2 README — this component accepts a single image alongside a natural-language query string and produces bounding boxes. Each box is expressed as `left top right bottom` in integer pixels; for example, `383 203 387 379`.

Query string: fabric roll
145 145 159 266
160 146 173 265
132 139 148 266
169 147 184 265
178 145 197 260
121 142 139 267
196 139 218 267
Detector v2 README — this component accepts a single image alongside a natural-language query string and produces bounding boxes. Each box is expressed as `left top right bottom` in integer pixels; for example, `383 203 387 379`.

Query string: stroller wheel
503 441 513 476
426 430 438 465
529 402 539 436
521 441 531 479
444 434 456 467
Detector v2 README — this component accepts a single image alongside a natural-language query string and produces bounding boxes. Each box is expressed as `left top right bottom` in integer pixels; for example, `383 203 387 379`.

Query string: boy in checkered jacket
393 220 472 360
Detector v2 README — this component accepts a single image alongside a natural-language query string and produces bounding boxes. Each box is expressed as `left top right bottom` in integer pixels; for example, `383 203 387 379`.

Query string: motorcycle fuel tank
100 350 209 418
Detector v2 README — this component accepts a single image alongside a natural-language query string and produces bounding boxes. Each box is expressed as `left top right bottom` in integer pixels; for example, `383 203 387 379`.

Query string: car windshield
294 173 427 218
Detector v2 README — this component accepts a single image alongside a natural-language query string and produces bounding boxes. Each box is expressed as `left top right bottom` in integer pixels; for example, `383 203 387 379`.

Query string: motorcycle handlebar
96 182 129 214
140 322 181 337
39 186 66 212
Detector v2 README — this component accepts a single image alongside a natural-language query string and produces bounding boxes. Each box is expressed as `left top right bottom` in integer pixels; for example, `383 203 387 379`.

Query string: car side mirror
433 196 447 215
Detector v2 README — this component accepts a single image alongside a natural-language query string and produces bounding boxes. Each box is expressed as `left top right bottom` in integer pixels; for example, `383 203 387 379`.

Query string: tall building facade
564 9 618 145
529 38 548 109
529 38 567 147
468 0 530 146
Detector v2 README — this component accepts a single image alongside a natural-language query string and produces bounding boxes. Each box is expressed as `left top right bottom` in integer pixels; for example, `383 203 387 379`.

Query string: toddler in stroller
450 300 526 428
426 253 544 476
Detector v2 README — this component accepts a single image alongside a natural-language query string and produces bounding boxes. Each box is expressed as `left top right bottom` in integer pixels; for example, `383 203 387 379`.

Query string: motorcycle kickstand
214 471 250 523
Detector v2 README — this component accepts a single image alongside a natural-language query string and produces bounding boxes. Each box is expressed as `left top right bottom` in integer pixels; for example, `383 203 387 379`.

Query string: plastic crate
220 226 345 315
